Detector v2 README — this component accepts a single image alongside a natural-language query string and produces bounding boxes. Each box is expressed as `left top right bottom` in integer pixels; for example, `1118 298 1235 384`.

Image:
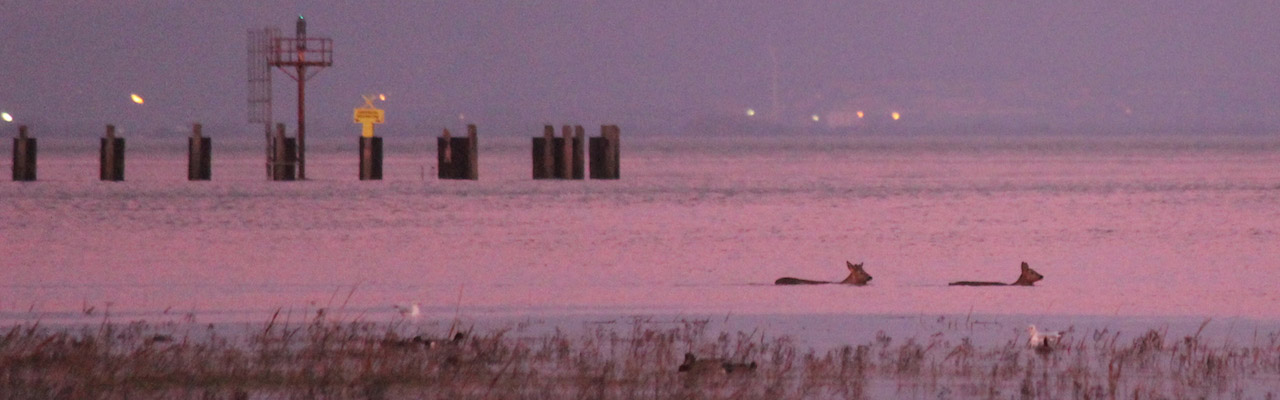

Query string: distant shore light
379 94 386 101
1 112 12 122
811 114 820 122
130 94 145 104
746 108 755 117
856 111 865 118
891 112 901 121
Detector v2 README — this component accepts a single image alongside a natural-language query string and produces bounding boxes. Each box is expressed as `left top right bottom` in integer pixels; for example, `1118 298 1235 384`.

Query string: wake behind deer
775 261 872 285
948 262 1043 286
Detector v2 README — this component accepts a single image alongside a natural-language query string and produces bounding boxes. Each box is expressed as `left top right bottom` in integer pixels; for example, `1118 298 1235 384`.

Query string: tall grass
2 313 1278 399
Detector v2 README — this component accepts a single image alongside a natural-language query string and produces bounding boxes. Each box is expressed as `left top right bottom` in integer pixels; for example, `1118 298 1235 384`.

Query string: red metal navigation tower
269 15 332 180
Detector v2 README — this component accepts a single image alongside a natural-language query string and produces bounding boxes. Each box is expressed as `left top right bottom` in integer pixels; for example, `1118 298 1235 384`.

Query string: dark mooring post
532 125 554 179
532 124 583 180
438 128 453 179
572 125 585 179
437 125 478 180
188 123 212 181
558 125 573 179
604 124 620 178
464 124 479 180
272 123 297 181
589 124 620 179
12 125 36 181
359 135 383 180
99 125 125 181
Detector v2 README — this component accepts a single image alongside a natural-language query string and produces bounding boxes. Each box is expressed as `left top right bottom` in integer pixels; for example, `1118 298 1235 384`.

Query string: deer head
840 261 873 285
1012 262 1043 286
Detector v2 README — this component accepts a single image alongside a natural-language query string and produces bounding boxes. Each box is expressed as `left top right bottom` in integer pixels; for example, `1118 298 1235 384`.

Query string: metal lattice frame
248 28 279 178
270 38 334 77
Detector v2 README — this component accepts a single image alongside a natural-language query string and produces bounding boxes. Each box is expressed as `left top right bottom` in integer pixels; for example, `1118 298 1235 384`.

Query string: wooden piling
608 125 619 178
533 125 584 180
99 125 125 181
465 124 479 180
589 135 604 179
188 123 212 181
532 125 554 179
572 125 585 179
559 125 573 179
272 123 297 181
438 125 478 180
359 136 383 180
589 125 620 179
438 128 453 179
605 125 620 178
12 125 36 181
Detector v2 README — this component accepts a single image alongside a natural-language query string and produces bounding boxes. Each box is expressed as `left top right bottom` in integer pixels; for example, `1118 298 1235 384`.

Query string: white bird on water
1027 325 1063 349
393 303 421 318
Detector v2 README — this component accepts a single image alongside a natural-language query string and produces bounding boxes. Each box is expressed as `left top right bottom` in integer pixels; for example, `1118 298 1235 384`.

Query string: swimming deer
948 262 1043 286
775 261 872 285
677 353 757 374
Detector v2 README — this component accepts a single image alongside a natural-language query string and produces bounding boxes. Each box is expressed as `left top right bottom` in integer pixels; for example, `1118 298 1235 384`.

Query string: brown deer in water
948 262 1043 286
775 261 872 285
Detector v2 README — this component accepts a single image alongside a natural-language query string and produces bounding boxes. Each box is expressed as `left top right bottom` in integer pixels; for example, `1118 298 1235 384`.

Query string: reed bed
3 313 1279 399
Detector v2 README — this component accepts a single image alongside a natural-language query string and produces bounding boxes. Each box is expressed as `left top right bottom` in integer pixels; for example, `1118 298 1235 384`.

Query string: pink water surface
3 135 1279 324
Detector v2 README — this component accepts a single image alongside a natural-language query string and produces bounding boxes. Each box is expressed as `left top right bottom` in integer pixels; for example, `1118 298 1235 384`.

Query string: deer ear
847 261 856 270
1021 262 1029 270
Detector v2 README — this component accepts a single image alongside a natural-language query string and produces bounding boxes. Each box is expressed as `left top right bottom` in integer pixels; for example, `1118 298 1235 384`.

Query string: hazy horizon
3 1 1280 138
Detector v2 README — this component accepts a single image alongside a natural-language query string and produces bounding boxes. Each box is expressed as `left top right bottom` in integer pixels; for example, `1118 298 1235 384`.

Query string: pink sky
2 1 1279 137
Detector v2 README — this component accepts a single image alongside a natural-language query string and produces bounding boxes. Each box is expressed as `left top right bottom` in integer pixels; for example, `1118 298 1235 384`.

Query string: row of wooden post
533 125 584 179
11 124 211 182
532 124 620 180
437 125 478 180
9 124 620 181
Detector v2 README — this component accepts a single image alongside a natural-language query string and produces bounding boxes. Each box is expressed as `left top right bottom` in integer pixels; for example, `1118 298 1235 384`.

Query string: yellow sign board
353 108 385 124
354 94 386 138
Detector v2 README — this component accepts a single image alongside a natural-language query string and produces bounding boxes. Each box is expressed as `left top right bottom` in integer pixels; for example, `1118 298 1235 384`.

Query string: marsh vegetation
3 313 1278 399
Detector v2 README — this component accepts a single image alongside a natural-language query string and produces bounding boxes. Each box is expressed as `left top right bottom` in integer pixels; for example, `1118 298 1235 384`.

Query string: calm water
3 135 1280 327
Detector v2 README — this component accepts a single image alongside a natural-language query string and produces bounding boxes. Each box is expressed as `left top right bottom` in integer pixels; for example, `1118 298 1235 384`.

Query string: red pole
295 16 307 180
297 65 306 180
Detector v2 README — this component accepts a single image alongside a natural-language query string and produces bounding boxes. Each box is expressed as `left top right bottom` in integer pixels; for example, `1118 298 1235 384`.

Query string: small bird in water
393 303 421 318
1027 324 1063 350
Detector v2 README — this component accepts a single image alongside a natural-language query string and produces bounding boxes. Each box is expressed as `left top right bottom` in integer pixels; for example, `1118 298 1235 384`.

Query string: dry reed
3 313 1279 399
